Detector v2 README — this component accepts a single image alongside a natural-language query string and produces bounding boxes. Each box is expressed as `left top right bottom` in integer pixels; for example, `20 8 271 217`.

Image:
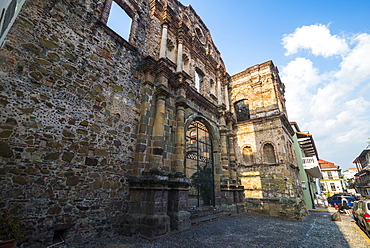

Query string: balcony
302 156 322 178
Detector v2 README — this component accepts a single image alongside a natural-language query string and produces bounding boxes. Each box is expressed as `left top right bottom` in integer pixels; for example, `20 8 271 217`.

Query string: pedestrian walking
340 196 350 215
323 195 329 208
317 194 324 207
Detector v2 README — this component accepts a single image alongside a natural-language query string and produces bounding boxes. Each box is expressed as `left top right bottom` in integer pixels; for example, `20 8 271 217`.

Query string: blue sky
180 0 370 170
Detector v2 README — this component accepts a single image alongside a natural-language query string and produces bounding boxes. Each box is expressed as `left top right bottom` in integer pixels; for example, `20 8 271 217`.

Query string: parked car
327 195 356 207
352 198 370 236
331 193 353 198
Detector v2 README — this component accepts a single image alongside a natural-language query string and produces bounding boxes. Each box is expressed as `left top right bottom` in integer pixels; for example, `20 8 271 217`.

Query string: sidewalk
308 206 337 212
309 206 370 247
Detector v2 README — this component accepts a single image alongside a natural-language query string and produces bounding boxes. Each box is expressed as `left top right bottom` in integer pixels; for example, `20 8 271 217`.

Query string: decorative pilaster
220 119 229 178
173 105 185 173
133 72 154 175
176 37 183 72
149 94 167 170
227 122 237 181
224 84 230 111
159 23 168 58
217 80 222 105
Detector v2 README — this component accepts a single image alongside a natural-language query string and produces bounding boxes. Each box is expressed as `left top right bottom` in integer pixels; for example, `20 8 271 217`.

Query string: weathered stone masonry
0 0 143 246
231 62 307 220
0 0 306 246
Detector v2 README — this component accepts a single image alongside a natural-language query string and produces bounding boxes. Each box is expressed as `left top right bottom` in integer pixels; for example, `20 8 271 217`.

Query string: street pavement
79 209 370 248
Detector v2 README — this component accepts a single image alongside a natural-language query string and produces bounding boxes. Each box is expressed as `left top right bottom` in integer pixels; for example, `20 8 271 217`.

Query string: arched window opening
195 28 202 38
234 99 250 122
195 27 206 44
107 1 132 40
242 145 254 165
263 143 276 164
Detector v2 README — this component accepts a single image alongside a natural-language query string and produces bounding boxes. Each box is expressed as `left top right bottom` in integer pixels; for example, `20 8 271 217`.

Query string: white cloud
338 98 370 121
282 57 321 89
310 81 347 118
310 33 370 119
282 24 349 57
282 25 370 169
335 33 370 84
281 57 321 123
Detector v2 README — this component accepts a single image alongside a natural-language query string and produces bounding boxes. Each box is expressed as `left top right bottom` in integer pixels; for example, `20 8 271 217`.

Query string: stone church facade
0 0 306 246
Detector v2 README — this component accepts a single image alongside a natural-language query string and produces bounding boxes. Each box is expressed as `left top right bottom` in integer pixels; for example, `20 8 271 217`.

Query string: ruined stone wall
231 61 281 118
231 61 295 167
0 0 152 245
133 0 228 173
0 0 305 244
0 0 235 243
230 61 306 220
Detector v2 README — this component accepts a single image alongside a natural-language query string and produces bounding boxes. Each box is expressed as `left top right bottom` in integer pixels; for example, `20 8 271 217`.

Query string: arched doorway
185 120 214 208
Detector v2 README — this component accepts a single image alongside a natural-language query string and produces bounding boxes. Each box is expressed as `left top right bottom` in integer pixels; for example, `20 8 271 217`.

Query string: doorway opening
185 120 214 208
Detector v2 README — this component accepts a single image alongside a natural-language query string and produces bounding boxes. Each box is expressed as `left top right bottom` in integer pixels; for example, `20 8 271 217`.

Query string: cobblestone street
70 210 369 248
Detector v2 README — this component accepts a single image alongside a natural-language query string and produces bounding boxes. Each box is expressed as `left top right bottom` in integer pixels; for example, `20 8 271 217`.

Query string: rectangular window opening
107 1 132 41
195 72 200 92
330 183 335 191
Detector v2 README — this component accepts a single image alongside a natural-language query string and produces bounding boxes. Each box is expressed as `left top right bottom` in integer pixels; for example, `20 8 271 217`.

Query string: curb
308 208 337 213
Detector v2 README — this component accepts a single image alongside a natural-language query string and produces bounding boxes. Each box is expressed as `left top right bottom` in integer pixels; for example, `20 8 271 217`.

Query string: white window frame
0 0 26 47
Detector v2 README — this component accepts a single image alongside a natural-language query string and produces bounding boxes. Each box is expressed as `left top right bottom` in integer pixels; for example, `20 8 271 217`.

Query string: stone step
189 207 231 225
189 206 217 218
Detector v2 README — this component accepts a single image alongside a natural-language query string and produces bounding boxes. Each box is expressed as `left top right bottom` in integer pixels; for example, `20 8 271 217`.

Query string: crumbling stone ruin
0 0 307 246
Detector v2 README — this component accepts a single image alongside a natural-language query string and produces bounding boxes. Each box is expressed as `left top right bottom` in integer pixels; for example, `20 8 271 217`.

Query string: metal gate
185 120 214 208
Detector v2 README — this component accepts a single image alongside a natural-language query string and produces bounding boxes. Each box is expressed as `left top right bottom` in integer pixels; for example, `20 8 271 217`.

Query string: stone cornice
183 83 219 116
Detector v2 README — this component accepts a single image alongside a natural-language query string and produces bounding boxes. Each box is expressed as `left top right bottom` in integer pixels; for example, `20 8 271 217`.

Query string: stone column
220 119 236 213
173 105 185 173
176 38 183 72
224 84 230 111
149 94 166 170
133 73 154 175
217 80 222 105
227 123 237 181
159 23 168 58
220 117 229 178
